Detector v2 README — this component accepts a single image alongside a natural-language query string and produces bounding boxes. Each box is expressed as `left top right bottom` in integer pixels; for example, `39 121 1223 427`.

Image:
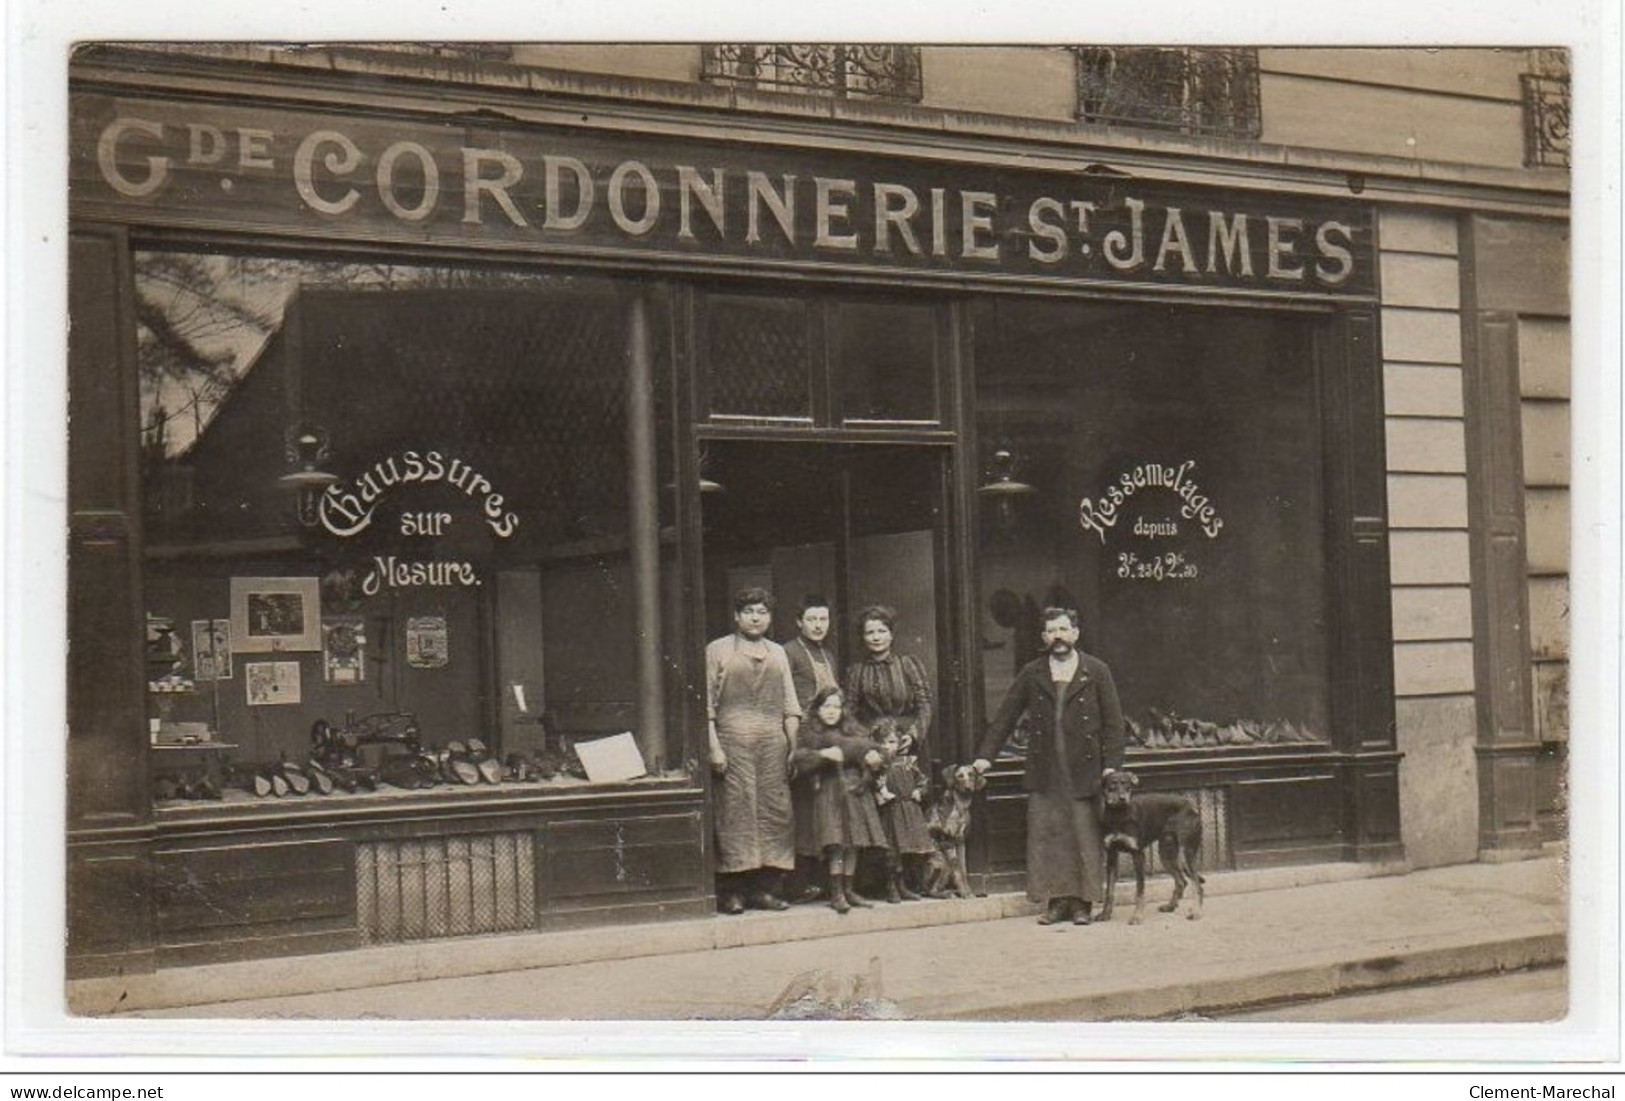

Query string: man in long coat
974 606 1125 926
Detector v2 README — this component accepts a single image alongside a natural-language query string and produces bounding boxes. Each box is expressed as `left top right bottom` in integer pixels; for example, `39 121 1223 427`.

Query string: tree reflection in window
133 256 611 540
135 256 574 459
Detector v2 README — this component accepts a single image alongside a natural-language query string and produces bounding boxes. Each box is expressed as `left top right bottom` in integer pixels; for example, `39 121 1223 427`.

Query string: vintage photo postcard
7 0 1620 1072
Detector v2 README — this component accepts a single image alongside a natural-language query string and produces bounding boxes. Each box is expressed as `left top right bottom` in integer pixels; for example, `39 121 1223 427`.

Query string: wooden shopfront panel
544 811 707 913
152 835 357 965
148 786 710 964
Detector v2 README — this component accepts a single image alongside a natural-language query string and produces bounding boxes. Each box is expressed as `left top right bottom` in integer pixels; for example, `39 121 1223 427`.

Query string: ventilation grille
356 833 536 943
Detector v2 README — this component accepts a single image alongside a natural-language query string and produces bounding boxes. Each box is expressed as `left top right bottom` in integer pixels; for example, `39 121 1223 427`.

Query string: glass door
697 440 952 767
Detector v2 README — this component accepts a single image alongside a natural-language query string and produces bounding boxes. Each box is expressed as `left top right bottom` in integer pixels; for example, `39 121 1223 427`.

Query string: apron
712 636 796 874
797 639 838 697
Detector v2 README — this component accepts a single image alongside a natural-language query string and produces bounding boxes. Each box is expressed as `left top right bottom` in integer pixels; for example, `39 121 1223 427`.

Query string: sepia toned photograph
23 13 1615 1069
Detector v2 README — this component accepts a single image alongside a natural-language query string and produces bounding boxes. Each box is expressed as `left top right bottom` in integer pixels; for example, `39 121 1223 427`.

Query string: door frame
675 284 971 775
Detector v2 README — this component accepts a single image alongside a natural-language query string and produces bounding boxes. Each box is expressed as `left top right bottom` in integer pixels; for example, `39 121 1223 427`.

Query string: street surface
1217 966 1567 1022
86 856 1566 1025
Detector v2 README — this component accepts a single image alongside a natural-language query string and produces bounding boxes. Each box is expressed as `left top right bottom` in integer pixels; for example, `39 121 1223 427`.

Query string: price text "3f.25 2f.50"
1117 551 1199 582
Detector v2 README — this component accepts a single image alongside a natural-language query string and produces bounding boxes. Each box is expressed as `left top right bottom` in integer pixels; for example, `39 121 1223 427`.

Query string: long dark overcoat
976 651 1127 798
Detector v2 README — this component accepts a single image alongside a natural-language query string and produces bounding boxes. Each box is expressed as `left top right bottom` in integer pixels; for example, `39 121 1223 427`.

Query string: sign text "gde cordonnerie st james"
73 93 1377 298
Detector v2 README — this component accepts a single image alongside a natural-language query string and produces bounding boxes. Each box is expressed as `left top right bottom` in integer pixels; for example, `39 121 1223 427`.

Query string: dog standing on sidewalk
1099 768 1205 924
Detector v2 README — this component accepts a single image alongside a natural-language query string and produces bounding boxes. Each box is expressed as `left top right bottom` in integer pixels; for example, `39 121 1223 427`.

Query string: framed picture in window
406 615 449 669
322 615 367 683
231 577 321 653
245 661 302 706
190 618 233 680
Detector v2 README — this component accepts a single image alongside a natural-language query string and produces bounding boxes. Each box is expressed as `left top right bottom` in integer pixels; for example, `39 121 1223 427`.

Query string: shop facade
65 45 1569 978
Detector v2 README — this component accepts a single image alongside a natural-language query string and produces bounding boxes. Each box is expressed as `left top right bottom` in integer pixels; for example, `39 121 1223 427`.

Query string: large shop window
137 253 682 805
973 298 1331 756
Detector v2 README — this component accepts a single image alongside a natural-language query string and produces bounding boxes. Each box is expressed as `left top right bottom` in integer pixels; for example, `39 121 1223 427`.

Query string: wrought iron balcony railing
700 44 923 102
1074 46 1262 139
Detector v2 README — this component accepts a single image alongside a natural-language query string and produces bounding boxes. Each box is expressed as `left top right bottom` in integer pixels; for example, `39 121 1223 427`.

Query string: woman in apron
706 587 803 914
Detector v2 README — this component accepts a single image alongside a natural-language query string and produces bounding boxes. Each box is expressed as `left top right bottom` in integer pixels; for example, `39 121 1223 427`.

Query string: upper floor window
700 45 923 103
1074 46 1261 139
1522 48 1571 169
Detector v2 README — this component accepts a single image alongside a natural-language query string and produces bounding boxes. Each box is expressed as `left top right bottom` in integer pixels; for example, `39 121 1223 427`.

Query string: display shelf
150 768 701 823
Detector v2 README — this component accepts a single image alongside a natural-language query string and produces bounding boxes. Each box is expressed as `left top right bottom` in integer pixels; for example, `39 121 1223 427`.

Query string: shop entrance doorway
699 440 952 762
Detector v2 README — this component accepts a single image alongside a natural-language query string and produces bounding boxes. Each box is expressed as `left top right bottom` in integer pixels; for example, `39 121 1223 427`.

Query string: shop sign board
71 92 1376 299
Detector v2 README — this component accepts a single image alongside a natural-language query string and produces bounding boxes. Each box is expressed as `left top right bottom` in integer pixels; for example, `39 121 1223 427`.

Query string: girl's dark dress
879 755 934 856
790 722 889 855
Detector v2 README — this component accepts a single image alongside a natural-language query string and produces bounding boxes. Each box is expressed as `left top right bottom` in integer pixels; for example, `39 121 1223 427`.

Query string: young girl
873 718 934 902
788 687 888 914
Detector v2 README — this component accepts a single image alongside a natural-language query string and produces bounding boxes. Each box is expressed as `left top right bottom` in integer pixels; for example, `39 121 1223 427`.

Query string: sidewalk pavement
78 853 1566 1022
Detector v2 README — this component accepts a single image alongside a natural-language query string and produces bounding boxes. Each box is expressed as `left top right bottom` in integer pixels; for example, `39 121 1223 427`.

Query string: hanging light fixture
978 447 1036 529
696 444 725 495
977 448 1035 497
276 424 339 527
977 300 1034 507
661 447 725 497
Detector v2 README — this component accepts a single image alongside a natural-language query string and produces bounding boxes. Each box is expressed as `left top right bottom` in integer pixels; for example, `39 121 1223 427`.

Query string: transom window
699 291 942 428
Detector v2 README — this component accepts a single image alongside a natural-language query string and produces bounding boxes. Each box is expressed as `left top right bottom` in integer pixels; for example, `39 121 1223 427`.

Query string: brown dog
1099 768 1205 924
922 763 985 899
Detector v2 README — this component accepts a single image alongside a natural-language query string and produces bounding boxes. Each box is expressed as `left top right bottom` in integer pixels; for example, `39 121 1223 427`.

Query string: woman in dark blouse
843 604 934 766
